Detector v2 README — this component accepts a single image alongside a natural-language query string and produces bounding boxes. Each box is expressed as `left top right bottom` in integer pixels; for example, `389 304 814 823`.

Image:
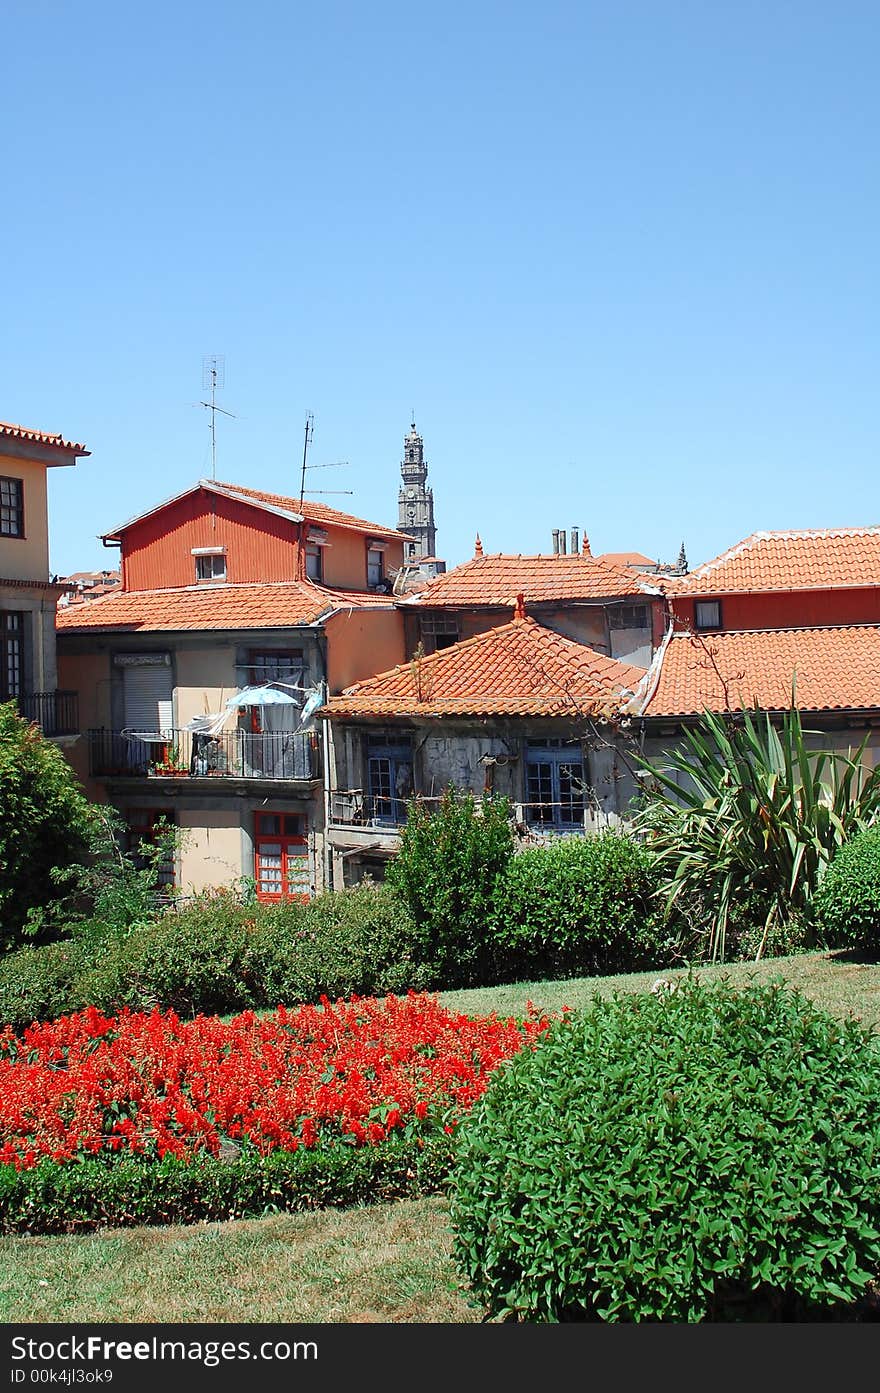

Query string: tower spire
398 418 437 563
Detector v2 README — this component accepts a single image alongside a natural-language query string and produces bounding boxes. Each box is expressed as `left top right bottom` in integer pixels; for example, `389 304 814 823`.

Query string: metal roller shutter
123 662 173 736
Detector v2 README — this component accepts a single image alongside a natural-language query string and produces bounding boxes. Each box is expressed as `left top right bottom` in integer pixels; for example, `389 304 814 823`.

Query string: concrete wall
0 454 49 581
174 647 238 725
178 807 244 893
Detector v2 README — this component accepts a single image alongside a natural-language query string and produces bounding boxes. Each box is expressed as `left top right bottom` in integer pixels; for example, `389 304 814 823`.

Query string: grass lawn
3 948 880 1324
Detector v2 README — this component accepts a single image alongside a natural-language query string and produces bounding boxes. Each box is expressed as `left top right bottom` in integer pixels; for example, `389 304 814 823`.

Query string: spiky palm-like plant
634 703 880 962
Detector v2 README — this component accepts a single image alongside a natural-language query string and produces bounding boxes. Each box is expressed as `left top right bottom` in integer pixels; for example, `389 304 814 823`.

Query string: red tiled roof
213 481 405 542
639 625 880 717
0 420 89 456
102 480 406 544
55 580 393 633
678 528 880 595
401 552 659 608
323 615 644 719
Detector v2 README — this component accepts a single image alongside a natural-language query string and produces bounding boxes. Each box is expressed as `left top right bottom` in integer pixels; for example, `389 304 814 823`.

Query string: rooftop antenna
295 413 354 498
199 356 236 480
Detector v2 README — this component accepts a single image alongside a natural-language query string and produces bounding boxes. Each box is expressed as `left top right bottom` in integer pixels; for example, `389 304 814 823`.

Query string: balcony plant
149 745 188 777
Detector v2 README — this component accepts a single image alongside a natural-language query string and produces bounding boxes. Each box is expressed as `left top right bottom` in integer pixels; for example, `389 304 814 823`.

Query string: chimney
551 529 560 554
571 527 579 555
559 529 567 555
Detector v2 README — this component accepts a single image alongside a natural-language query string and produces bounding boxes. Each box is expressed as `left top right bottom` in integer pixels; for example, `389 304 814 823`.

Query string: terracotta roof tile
323 615 644 719
640 625 880 717
679 528 880 595
55 580 393 634
401 552 660 608
213 481 406 542
0 420 89 455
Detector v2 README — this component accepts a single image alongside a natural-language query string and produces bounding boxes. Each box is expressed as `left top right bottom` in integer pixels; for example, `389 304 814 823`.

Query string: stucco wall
0 454 49 581
178 808 244 894
173 647 238 726
324 607 405 693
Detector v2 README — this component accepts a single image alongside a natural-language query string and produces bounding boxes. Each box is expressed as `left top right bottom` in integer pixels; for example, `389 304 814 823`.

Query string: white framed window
367 547 384 587
195 552 227 583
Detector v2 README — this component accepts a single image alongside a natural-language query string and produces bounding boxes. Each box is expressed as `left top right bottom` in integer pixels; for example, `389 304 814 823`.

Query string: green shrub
491 832 662 977
248 883 434 1005
0 884 434 1027
814 826 880 953
0 703 96 949
0 939 92 1030
449 978 880 1321
387 789 515 987
0 1134 454 1235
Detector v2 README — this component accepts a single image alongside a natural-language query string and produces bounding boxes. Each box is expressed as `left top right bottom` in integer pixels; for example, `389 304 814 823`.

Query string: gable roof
638 624 880 717
400 552 661 608
678 528 880 595
101 480 404 544
0 420 90 460
55 579 394 635
322 615 645 719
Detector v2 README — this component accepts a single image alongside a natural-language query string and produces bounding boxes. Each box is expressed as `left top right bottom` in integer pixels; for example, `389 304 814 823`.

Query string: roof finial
474 533 484 557
513 592 526 620
582 533 591 555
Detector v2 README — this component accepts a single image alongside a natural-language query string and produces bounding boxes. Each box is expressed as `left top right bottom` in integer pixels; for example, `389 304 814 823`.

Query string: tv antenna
296 414 354 506
199 356 237 479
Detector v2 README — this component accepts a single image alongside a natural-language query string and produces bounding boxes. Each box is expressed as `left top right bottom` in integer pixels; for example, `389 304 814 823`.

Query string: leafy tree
387 788 515 987
0 702 96 949
633 702 880 962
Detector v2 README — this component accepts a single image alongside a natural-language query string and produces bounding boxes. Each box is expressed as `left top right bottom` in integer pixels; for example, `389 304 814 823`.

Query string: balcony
88 728 320 783
16 691 79 737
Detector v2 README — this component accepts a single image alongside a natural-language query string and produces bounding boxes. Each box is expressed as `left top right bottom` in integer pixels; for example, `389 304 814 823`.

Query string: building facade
0 419 88 736
57 478 408 900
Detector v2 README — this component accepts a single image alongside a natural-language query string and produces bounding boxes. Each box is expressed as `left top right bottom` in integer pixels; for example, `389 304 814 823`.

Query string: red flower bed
0 994 550 1170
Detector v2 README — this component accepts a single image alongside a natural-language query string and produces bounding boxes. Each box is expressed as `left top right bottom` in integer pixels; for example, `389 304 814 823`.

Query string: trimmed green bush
814 826 880 953
0 1134 454 1235
0 884 432 1028
449 978 880 1321
248 882 434 1005
491 831 663 976
387 789 515 987
0 939 92 1029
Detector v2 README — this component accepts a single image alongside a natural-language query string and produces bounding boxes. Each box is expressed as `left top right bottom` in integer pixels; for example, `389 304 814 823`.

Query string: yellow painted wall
321 524 405 591
174 647 238 726
178 809 243 893
325 608 406 693
0 454 49 581
56 651 112 797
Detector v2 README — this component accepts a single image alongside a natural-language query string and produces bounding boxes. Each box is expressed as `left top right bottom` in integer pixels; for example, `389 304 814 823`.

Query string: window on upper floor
0 477 24 538
305 542 323 582
194 551 226 583
248 649 305 689
607 604 649 630
367 733 413 825
694 600 722 631
367 547 384 588
419 614 461 654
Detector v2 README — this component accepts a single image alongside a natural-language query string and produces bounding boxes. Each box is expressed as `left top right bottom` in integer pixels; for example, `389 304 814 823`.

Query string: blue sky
3 1 878 577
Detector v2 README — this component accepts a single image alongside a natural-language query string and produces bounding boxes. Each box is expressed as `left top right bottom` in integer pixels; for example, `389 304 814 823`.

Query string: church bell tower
398 420 437 562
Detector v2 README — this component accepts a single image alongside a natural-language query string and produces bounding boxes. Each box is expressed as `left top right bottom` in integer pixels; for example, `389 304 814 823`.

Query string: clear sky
3 0 878 577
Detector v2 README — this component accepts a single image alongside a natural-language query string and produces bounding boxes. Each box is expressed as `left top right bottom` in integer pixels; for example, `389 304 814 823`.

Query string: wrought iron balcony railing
88 727 320 782
16 691 79 736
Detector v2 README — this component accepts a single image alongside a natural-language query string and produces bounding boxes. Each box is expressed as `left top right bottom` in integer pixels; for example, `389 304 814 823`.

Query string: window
195 553 226 583
123 809 176 891
305 542 323 582
694 600 722 631
254 811 310 900
0 611 22 700
525 739 586 830
367 734 413 824
419 614 460 653
248 649 305 688
367 547 384 587
0 477 24 538
607 604 649 630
